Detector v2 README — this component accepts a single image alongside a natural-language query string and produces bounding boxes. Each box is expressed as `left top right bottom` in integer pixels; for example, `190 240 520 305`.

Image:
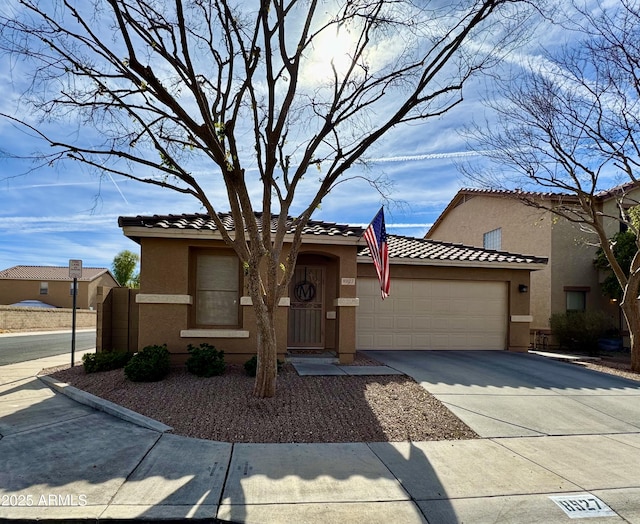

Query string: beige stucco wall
600 186 640 237
0 273 118 310
135 237 360 364
97 286 139 353
0 279 89 308
549 217 602 315
593 187 640 333
87 274 121 309
427 194 551 330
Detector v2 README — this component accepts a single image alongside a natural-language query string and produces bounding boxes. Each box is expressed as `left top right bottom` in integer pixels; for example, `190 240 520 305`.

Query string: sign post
69 260 83 366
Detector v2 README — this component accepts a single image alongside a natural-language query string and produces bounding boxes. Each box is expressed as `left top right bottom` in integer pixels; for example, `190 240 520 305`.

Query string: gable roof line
0 265 117 282
594 180 640 200
427 187 582 238
426 183 640 238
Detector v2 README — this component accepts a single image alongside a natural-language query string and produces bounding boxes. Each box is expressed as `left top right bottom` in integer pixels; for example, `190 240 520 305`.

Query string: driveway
365 350 640 438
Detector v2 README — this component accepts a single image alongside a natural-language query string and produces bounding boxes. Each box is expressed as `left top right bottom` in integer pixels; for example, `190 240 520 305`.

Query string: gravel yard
578 358 640 382
45 354 478 443
43 351 640 444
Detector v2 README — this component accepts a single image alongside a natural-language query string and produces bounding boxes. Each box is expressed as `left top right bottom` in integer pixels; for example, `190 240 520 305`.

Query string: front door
288 266 325 348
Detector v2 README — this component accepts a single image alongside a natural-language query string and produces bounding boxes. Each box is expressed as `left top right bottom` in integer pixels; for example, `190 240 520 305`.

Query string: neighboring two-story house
426 186 637 343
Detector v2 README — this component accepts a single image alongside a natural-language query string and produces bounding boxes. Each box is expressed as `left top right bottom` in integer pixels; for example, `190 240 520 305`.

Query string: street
0 330 96 365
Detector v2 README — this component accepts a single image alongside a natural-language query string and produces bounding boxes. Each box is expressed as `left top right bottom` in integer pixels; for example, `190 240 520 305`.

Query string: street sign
68 259 82 366
69 259 83 279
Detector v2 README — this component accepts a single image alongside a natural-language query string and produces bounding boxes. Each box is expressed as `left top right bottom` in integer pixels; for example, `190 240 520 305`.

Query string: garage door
356 278 508 350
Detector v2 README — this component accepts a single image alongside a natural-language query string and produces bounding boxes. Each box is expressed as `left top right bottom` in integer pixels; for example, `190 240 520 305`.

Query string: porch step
286 352 339 365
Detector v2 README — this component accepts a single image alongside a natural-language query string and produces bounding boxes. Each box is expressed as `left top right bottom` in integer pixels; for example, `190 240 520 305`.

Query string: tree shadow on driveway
366 350 640 437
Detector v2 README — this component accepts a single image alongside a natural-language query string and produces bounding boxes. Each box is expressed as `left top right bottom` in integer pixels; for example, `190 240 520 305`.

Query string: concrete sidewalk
1 351 640 522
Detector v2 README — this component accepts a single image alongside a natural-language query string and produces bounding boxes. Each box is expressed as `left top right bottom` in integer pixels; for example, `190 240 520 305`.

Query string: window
566 290 587 312
69 282 78 296
194 253 240 326
483 228 502 250
39 282 48 295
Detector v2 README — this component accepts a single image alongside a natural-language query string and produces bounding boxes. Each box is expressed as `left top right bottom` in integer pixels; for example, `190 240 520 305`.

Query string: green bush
244 355 284 377
124 344 170 382
82 351 132 373
185 343 226 377
550 311 611 356
244 355 258 377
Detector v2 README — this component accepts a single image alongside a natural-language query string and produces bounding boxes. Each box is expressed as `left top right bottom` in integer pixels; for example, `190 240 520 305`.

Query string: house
0 265 120 310
109 213 547 364
425 186 639 342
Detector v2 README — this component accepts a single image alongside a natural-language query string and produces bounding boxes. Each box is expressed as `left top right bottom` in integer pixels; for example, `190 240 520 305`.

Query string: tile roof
456 183 640 201
595 180 640 199
118 213 363 237
119 213 547 267
0 265 112 281
359 235 547 265
456 187 574 199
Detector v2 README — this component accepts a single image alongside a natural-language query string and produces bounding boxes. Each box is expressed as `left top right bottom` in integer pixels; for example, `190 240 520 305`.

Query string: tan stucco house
0 265 119 310
426 186 639 343
113 213 547 364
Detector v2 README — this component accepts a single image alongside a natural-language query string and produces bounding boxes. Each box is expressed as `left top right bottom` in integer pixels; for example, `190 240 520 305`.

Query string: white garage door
356 278 508 350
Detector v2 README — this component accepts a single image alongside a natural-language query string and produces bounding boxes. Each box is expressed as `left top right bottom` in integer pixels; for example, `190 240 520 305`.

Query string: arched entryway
287 253 337 351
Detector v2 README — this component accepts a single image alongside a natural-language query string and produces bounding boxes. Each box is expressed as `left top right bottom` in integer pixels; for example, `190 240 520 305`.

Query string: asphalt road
0 330 96 365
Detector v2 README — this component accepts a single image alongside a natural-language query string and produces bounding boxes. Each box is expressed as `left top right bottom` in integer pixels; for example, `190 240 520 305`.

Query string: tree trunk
623 302 640 372
622 301 640 372
630 332 640 373
252 302 278 398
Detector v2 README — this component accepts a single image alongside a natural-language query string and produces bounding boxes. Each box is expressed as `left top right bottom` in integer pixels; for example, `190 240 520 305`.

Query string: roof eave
357 256 547 270
121 226 360 245
424 190 465 239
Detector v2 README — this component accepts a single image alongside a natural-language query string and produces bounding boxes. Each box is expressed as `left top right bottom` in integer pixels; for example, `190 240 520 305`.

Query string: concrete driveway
365 350 640 438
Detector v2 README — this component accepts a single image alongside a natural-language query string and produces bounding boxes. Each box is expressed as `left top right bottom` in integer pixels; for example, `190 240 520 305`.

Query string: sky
0 0 612 271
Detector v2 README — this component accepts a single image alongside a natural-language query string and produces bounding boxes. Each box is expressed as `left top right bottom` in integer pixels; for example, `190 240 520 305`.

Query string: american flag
363 207 390 299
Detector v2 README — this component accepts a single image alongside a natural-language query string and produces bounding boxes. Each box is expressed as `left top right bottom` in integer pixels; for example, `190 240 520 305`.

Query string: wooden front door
288 266 325 348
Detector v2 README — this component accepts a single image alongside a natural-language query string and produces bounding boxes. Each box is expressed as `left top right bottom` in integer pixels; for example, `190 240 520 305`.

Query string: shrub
244 355 258 377
185 343 226 377
550 311 611 356
244 355 284 377
124 344 170 382
82 351 132 373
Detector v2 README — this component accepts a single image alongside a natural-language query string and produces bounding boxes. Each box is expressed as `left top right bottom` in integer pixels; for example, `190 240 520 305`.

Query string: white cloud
0 214 119 234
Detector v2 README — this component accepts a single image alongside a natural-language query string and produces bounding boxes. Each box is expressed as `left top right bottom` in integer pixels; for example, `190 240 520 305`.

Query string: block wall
0 306 96 332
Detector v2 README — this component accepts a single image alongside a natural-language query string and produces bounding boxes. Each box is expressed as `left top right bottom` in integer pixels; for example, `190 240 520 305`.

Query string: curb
38 375 173 434
528 350 601 362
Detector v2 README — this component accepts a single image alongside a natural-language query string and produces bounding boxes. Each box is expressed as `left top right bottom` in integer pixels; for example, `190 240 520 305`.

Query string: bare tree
1 0 534 397
463 0 640 370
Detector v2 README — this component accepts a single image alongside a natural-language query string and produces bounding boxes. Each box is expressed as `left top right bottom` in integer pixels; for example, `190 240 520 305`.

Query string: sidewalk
1 350 639 522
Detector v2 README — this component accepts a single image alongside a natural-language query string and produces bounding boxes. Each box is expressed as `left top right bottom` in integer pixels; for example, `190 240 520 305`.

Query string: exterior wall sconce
518 284 528 293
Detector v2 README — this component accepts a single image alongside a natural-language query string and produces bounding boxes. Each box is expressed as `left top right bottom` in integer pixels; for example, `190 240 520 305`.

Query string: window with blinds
195 254 240 326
